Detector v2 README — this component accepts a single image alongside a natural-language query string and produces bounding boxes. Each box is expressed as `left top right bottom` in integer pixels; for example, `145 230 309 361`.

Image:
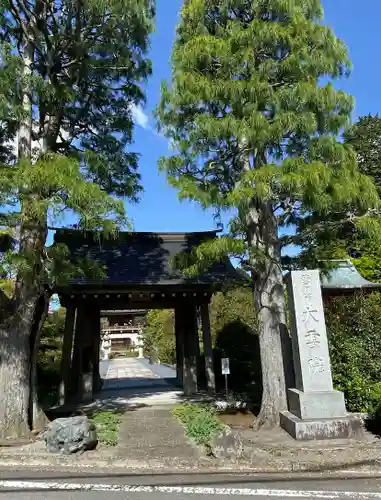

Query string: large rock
210 426 244 461
42 416 98 454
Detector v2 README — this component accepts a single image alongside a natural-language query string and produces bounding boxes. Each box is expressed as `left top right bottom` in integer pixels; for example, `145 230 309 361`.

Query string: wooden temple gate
54 229 243 404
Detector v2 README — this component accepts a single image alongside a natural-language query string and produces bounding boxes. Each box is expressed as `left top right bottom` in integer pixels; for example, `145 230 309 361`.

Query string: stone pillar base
288 388 347 420
280 411 364 441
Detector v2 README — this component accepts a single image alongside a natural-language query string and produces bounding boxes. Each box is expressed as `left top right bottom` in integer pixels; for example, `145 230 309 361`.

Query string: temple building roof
100 309 147 316
54 231 377 295
320 260 381 292
54 229 244 290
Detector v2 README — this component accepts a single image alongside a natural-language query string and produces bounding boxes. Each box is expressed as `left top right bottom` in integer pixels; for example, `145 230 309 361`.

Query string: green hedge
326 292 381 413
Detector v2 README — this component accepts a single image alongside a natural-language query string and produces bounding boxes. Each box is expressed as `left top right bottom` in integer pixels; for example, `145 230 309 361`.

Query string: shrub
125 350 139 358
210 287 257 343
326 292 381 413
213 320 262 403
173 403 223 449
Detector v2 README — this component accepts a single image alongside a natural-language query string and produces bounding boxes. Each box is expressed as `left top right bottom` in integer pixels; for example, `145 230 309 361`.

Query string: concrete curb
0 453 381 476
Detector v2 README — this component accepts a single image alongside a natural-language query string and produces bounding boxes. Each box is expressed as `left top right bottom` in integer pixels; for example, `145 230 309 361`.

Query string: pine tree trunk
0 4 55 439
30 294 50 432
0 296 38 439
0 36 38 439
246 201 289 428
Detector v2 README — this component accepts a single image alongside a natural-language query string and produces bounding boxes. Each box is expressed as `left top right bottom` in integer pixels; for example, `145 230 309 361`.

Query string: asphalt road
0 469 381 499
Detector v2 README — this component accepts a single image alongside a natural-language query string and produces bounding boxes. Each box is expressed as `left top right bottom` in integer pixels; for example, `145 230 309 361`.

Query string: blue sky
125 0 381 234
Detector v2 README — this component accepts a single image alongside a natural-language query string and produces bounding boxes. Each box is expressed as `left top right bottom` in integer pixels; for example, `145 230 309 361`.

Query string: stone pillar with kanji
280 270 363 440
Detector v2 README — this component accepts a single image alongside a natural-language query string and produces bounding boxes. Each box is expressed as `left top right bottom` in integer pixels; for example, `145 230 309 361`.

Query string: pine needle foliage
0 0 155 288
342 115 381 282
301 114 381 279
344 115 381 196
157 0 379 274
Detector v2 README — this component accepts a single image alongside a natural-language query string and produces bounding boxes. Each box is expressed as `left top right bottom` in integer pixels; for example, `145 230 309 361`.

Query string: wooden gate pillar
200 302 216 394
91 308 102 393
175 306 185 386
59 303 76 405
182 302 199 396
69 304 94 402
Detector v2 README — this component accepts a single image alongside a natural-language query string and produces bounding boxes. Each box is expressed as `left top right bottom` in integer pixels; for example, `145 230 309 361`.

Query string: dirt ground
218 410 255 429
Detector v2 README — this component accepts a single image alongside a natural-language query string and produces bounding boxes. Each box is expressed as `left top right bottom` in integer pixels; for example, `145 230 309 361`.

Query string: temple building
55 229 242 404
100 309 146 359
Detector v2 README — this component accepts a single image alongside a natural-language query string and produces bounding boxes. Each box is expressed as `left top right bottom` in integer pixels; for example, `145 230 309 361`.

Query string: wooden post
59 304 76 405
92 308 102 393
200 302 216 395
183 302 198 396
195 308 202 386
175 306 185 386
69 305 92 401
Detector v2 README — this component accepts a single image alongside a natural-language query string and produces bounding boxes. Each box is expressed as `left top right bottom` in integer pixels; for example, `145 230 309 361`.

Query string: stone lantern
101 332 111 360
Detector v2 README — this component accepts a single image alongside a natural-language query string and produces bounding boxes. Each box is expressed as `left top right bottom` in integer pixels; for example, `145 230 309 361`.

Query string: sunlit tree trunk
246 201 289 428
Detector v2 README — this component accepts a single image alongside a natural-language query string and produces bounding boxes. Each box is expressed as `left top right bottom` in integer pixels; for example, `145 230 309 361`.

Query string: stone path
98 359 198 462
102 358 162 390
117 407 199 461
89 358 183 410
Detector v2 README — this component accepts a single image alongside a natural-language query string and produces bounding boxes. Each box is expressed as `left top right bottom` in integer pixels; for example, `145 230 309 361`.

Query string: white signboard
221 357 230 375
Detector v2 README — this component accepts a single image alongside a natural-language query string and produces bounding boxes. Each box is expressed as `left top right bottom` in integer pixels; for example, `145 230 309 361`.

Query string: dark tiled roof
53 229 244 288
320 260 381 291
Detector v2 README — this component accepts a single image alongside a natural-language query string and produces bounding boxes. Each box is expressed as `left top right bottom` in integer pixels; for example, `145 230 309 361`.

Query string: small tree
210 287 257 343
305 115 381 281
0 0 154 437
143 309 175 364
343 115 381 281
157 0 378 427
344 115 381 195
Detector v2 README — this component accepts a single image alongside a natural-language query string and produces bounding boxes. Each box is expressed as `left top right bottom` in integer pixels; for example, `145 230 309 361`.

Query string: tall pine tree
0 0 154 437
157 0 378 426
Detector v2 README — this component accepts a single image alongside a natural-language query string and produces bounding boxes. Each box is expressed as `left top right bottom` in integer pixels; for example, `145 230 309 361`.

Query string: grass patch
90 410 122 446
172 403 224 450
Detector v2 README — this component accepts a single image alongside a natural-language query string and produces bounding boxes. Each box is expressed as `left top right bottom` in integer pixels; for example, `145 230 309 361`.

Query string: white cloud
130 103 150 130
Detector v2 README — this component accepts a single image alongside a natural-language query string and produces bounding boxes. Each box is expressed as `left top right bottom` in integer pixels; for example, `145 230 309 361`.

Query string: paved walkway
98 358 198 463
89 358 183 410
117 406 199 461
102 358 162 390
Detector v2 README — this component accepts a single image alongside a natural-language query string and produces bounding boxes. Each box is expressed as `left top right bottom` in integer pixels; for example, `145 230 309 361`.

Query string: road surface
0 469 381 499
